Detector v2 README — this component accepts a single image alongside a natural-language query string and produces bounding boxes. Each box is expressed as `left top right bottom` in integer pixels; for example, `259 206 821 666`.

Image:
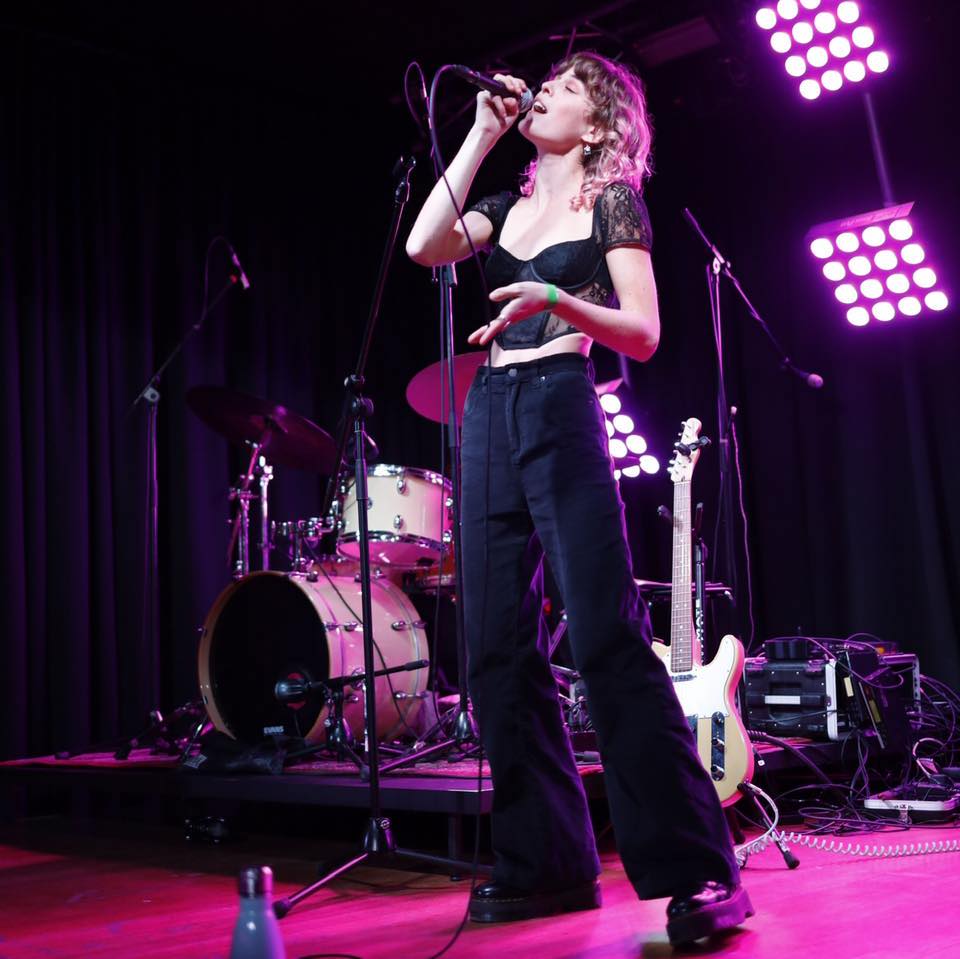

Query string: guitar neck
669 478 697 673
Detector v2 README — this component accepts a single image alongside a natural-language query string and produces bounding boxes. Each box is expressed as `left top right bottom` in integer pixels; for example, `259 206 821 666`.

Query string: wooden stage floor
1 814 958 958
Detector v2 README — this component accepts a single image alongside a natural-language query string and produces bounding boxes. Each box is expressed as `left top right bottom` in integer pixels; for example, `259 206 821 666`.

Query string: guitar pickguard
652 634 754 806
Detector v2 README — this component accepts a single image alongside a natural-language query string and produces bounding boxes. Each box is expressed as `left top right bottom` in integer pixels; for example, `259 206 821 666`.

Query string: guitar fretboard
670 477 696 674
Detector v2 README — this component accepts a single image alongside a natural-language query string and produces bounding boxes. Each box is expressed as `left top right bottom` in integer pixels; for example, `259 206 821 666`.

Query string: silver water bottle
229 866 286 959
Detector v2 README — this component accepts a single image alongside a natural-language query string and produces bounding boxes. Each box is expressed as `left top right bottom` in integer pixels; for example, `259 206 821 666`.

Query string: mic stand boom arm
682 208 822 389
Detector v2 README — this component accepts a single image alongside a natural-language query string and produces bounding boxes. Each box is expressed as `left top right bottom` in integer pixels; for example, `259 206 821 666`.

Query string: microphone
785 362 824 389
274 678 326 705
450 65 534 113
227 244 251 290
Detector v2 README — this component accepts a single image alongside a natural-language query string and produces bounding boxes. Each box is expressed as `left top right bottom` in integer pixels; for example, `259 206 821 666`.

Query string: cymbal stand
275 156 485 921
258 456 274 571
227 440 262 578
227 437 277 577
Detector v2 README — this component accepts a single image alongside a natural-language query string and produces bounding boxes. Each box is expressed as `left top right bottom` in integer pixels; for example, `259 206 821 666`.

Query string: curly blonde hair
520 52 654 210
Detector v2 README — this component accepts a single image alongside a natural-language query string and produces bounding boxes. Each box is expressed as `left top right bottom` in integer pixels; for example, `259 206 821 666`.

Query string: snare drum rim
350 463 452 489
338 530 449 552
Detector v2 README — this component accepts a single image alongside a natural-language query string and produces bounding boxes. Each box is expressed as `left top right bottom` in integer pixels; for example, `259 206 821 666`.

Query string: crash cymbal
595 377 622 396
405 352 488 424
186 385 337 473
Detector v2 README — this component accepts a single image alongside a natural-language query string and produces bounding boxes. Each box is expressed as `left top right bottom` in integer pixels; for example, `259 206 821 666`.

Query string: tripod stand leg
273 851 371 918
738 782 799 869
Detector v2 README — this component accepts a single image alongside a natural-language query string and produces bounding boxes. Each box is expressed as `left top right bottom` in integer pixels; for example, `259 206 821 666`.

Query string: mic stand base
283 689 369 776
272 821 491 919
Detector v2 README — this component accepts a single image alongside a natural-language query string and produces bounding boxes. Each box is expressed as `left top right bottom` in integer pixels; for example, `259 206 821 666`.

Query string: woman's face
519 67 599 152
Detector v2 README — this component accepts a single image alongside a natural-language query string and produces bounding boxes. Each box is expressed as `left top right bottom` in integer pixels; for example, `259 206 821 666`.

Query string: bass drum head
198 571 428 745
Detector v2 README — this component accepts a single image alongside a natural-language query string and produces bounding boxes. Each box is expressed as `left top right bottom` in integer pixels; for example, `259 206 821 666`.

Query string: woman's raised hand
473 74 529 143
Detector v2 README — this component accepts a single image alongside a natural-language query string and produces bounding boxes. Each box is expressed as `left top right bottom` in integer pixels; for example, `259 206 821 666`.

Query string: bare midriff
487 330 591 367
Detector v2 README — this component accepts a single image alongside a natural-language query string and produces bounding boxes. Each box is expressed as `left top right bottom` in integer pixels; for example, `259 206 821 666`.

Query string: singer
406 52 752 945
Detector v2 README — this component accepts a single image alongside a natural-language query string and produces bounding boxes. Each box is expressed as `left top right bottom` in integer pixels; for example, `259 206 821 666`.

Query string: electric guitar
651 418 753 806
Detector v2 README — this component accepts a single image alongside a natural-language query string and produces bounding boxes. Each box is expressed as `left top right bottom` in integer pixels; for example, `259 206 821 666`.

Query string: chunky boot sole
468 880 602 923
666 886 755 945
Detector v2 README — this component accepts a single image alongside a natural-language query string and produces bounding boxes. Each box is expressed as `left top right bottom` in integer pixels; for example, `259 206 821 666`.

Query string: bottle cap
238 865 273 898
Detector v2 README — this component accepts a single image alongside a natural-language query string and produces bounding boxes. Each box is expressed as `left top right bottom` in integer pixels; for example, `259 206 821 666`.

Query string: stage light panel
609 438 628 459
599 393 621 414
807 202 950 326
754 1 890 98
598 393 658 480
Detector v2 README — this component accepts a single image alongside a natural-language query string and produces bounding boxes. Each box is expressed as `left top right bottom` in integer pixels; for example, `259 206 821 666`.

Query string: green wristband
545 283 559 307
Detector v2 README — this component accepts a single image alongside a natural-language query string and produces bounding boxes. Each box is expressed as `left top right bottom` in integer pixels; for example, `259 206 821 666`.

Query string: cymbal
595 377 622 396
186 385 337 473
406 356 623 424
405 352 487 424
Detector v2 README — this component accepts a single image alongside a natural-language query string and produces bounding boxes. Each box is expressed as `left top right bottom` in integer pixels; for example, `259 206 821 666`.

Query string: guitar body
661 418 755 807
651 633 753 806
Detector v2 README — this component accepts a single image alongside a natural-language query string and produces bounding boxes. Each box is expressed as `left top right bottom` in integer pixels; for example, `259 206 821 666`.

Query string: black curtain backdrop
3 3 959 762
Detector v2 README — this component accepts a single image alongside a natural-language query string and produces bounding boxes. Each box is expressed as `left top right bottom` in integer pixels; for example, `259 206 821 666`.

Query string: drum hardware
228 487 256 579
258 458 274 570
57 698 210 763
225 447 276 578
186 384 337 578
272 517 337 575
277 659 428 772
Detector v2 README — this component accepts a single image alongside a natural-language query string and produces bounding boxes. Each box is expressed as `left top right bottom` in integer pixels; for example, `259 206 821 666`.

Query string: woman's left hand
467 282 555 346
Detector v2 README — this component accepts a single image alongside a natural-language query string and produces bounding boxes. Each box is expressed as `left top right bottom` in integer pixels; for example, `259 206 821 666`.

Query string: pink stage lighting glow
754 1 890 99
807 202 950 326
600 391 659 481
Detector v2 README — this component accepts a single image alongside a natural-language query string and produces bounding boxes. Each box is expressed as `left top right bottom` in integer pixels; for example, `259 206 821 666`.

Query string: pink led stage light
807 202 950 326
754 1 890 100
599 392 659 480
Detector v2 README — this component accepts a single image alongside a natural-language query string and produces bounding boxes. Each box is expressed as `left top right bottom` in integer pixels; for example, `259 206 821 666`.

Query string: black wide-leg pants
460 353 740 899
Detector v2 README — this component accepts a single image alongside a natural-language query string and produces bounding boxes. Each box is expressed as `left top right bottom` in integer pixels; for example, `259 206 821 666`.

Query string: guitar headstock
668 418 706 485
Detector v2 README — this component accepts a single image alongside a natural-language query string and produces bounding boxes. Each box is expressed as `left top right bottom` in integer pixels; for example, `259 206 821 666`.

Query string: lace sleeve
598 182 653 253
466 191 515 246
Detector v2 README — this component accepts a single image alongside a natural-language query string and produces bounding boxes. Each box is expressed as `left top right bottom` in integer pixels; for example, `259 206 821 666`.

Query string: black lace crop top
467 181 653 349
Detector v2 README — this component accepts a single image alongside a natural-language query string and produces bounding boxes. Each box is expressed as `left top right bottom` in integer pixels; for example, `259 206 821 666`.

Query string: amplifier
744 645 918 746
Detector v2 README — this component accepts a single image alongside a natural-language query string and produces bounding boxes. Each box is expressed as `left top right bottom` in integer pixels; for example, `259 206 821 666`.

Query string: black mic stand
123 239 246 757
683 209 821 652
274 156 488 921
373 263 481 774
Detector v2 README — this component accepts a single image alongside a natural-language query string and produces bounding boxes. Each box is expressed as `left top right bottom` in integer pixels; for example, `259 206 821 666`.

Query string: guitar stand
733 780 799 870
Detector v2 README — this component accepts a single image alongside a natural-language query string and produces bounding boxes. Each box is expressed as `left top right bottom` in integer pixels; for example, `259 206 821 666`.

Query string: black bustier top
467 181 653 349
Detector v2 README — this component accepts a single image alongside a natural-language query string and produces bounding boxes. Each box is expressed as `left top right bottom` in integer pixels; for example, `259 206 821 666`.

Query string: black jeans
460 352 740 899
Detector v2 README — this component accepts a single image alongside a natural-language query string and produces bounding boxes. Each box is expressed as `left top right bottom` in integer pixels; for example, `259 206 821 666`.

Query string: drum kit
188 352 631 758
189 355 483 756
